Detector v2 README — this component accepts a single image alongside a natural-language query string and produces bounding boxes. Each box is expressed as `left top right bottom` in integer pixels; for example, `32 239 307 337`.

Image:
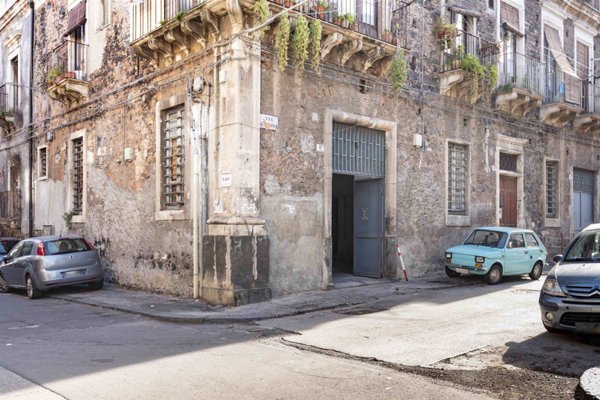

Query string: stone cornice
548 0 600 32
0 0 30 35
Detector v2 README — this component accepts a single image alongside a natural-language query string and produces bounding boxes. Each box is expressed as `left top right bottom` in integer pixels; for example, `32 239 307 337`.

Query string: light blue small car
445 227 547 284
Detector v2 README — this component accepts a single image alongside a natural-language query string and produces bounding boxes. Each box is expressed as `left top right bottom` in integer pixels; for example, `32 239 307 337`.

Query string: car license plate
62 270 85 278
456 268 469 274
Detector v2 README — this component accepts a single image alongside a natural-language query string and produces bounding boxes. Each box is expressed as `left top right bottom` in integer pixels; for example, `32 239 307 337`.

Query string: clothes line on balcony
544 25 578 79
65 0 87 37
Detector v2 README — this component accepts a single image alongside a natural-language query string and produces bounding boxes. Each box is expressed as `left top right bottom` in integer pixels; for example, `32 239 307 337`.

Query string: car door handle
524 250 529 254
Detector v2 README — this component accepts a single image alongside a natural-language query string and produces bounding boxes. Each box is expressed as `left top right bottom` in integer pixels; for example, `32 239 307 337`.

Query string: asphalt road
0 291 492 400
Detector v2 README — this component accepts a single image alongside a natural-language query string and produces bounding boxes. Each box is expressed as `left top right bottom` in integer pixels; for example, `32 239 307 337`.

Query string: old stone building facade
1 0 599 304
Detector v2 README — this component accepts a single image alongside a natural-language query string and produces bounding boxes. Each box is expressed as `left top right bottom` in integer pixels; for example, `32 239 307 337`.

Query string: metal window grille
500 152 518 172
162 106 185 209
448 142 468 215
39 147 47 178
574 169 595 193
546 161 558 218
332 123 385 177
72 137 83 214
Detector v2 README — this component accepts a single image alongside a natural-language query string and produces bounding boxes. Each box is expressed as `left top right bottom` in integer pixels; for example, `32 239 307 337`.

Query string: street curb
580 367 600 400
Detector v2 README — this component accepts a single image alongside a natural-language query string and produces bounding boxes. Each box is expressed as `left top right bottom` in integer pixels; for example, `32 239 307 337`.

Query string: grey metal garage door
573 168 595 234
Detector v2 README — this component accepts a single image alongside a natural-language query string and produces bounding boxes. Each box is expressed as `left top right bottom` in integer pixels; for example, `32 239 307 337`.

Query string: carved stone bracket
133 44 158 67
47 79 89 108
226 0 244 33
148 38 173 64
362 47 385 73
200 9 220 42
377 55 395 77
181 19 207 48
340 39 363 65
165 29 190 57
574 113 600 134
320 33 343 60
540 103 581 128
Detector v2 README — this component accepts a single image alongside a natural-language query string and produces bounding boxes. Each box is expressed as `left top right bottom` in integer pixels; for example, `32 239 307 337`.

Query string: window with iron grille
546 161 558 218
72 137 83 214
162 105 185 210
500 152 518 172
38 147 47 179
448 142 468 215
488 0 495 9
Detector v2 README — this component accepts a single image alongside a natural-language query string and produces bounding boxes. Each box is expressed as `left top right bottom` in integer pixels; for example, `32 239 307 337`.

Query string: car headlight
475 256 485 263
445 252 452 260
542 278 566 297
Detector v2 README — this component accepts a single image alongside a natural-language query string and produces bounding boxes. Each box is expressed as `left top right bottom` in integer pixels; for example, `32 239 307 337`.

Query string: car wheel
0 274 9 293
445 266 460 278
529 262 543 280
89 280 104 291
26 276 42 299
484 264 502 285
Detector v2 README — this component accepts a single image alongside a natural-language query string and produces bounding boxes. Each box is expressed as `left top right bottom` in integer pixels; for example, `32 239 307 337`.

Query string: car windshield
44 238 91 255
0 243 6 255
563 230 600 262
464 230 507 248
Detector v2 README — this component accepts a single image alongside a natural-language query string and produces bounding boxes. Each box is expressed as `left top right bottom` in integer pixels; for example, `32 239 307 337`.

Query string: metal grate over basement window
332 122 385 177
546 161 558 218
162 105 185 209
500 152 518 172
574 169 595 193
448 142 468 215
72 137 83 214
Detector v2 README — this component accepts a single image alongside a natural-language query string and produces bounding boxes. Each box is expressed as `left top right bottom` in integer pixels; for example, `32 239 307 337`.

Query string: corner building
26 0 600 304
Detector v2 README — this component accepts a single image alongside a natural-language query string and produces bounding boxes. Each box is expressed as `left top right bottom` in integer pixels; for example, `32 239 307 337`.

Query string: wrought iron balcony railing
130 0 199 42
441 31 497 73
497 52 543 96
0 84 18 113
44 40 89 85
129 0 410 47
543 64 582 107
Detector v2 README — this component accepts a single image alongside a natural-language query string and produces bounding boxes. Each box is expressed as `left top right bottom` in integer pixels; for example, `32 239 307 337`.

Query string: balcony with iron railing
43 40 90 107
129 0 413 76
540 61 583 128
494 52 544 117
0 83 19 133
574 84 600 133
439 30 498 104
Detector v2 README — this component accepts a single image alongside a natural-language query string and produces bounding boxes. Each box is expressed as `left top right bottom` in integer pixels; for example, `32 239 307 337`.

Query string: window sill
446 214 470 227
544 218 561 228
72 215 85 224
155 209 186 221
37 176 48 181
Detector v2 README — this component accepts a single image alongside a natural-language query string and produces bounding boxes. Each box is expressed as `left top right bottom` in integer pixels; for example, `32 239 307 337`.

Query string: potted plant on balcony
46 64 63 85
284 0 295 8
345 13 356 29
332 12 342 25
315 1 329 20
434 20 457 50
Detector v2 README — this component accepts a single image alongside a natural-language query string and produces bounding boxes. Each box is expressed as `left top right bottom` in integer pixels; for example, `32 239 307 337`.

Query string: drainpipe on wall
189 80 200 299
28 0 34 238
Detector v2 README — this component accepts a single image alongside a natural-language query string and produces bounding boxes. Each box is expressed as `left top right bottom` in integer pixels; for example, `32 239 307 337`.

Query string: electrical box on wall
124 147 134 162
413 134 423 147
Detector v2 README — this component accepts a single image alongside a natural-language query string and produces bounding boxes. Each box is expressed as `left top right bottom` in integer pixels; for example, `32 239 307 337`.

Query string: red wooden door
500 175 517 227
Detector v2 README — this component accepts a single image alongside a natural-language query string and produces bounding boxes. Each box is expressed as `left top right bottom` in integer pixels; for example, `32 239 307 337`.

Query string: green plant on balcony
309 18 322 72
485 65 498 93
434 20 457 50
292 15 310 70
46 64 63 84
276 12 291 72
344 13 356 28
390 50 408 96
253 0 271 38
175 11 187 21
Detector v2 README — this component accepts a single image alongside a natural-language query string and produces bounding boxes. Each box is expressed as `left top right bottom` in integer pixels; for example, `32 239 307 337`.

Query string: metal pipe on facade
189 80 200 299
28 0 35 238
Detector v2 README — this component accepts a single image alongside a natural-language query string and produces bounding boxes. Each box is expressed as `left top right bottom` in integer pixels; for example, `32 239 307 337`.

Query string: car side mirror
553 254 563 263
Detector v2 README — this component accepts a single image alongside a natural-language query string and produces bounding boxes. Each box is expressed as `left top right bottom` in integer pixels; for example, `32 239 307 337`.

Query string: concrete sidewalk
48 276 472 324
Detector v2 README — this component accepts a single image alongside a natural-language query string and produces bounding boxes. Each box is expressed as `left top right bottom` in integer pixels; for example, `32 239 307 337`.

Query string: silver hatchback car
539 224 600 334
0 235 104 299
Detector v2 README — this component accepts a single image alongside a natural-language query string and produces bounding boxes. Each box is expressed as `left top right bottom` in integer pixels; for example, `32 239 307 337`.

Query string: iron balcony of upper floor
494 52 544 118
439 30 498 104
129 0 413 76
44 40 90 108
540 65 583 128
0 84 20 134
573 84 600 134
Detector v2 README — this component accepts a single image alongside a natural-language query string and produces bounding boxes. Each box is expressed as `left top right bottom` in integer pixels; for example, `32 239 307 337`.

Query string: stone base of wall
202 234 271 306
